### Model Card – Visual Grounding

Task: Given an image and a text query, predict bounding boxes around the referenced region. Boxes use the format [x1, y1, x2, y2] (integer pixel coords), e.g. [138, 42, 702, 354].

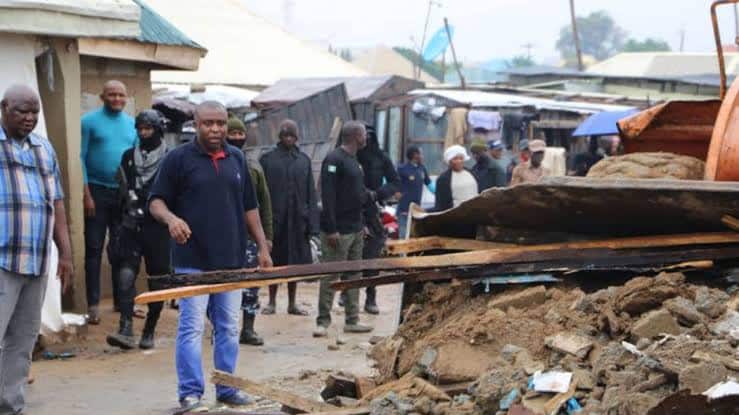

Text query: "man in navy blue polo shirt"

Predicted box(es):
[149, 101, 272, 411]
[397, 146, 431, 238]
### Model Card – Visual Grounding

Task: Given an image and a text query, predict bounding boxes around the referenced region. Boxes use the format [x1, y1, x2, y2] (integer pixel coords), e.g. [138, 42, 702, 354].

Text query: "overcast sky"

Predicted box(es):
[242, 0, 738, 64]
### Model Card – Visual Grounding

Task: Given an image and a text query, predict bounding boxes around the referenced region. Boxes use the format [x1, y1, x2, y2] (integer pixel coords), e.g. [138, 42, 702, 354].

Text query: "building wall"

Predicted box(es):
[80, 56, 152, 117]
[36, 38, 86, 311]
[79, 56, 154, 301]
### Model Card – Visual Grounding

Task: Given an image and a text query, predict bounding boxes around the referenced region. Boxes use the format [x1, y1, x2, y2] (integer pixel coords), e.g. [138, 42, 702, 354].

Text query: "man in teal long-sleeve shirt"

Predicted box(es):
[80, 80, 137, 323]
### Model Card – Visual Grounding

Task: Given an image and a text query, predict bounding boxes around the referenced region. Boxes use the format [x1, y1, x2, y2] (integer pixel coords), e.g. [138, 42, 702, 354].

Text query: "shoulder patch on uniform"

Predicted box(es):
[327, 165, 337, 173]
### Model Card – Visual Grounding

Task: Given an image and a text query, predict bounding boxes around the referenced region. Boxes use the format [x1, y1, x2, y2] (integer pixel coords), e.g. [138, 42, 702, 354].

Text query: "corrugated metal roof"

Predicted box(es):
[586, 52, 739, 78]
[135, 0, 203, 49]
[501, 65, 583, 77]
[411, 89, 634, 114]
[254, 75, 420, 106]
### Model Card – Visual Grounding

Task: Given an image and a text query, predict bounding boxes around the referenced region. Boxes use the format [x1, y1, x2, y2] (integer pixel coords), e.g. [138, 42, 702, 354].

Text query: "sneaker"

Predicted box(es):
[344, 323, 374, 333]
[313, 326, 328, 338]
[217, 391, 253, 406]
[179, 396, 205, 412]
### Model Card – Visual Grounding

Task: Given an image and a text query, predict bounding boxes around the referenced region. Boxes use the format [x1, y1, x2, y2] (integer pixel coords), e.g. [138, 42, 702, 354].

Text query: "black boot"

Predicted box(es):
[364, 286, 380, 315]
[106, 316, 136, 350]
[139, 317, 157, 350]
[239, 313, 264, 346]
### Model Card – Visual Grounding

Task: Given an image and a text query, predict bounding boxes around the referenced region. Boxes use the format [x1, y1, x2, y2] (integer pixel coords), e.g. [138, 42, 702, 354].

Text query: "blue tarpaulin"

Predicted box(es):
[572, 109, 638, 137]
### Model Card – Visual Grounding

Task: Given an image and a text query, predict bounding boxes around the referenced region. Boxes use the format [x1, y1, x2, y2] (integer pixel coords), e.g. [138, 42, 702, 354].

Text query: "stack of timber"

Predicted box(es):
[135, 177, 739, 305]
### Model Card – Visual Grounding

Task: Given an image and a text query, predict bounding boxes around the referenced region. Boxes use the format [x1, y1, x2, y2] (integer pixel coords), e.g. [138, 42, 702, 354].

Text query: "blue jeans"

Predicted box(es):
[175, 268, 241, 401]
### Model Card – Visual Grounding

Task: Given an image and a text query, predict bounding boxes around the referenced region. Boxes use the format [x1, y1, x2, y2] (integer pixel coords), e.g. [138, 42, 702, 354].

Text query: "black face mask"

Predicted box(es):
[138, 128, 162, 151]
[227, 138, 246, 149]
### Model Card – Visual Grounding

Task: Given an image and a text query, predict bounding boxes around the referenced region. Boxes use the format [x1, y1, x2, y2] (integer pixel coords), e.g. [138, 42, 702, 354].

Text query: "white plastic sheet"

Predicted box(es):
[40, 242, 63, 336]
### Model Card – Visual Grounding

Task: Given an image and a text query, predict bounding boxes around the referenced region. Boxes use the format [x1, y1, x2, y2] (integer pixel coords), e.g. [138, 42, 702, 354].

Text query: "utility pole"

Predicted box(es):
[417, 0, 441, 80]
[569, 0, 584, 71]
[679, 27, 686, 52]
[445, 17, 465, 89]
[522, 43, 534, 60]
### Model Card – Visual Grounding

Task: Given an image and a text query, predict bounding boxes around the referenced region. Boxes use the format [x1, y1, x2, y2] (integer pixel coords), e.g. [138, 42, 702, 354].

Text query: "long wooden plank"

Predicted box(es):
[150, 232, 739, 287]
[722, 215, 739, 232]
[330, 245, 739, 290]
[386, 237, 514, 255]
[138, 233, 739, 304]
[211, 371, 337, 413]
[135, 276, 314, 305]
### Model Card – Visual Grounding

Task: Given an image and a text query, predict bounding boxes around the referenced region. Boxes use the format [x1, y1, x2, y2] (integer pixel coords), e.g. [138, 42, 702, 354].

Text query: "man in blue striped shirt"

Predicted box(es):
[0, 84, 73, 414]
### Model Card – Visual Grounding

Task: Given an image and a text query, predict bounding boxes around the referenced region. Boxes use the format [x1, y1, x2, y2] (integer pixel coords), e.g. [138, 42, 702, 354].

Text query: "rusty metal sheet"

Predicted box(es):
[618, 100, 721, 160]
[647, 390, 739, 415]
[413, 177, 739, 239]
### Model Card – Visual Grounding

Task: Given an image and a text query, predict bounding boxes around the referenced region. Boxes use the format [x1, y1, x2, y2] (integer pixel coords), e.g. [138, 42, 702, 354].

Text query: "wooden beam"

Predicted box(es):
[386, 237, 514, 255]
[211, 371, 338, 414]
[330, 245, 739, 291]
[722, 215, 739, 232]
[78, 38, 203, 70]
[138, 232, 739, 304]
[135, 276, 314, 305]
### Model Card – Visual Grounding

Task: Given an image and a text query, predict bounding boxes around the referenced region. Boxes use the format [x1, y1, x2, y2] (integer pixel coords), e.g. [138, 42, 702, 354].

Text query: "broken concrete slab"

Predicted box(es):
[679, 362, 729, 395]
[614, 275, 682, 316]
[711, 311, 739, 339]
[695, 287, 729, 319]
[544, 332, 594, 359]
[664, 297, 704, 326]
[631, 309, 682, 340]
[573, 368, 595, 391]
[488, 286, 546, 311]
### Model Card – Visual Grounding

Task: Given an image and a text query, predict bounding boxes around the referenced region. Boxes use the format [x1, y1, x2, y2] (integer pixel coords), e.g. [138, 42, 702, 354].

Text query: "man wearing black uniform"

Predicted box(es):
[356, 125, 399, 314]
[106, 110, 171, 350]
[314, 121, 374, 337]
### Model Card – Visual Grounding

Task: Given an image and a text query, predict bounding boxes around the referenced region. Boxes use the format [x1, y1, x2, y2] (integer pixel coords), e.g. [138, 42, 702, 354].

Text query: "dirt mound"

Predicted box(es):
[367, 273, 739, 414]
[587, 152, 705, 180]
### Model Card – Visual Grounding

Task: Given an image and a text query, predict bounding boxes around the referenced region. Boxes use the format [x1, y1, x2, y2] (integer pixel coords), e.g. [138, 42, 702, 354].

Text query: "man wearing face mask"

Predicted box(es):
[106, 110, 171, 350]
[510, 139, 550, 186]
[226, 117, 273, 346]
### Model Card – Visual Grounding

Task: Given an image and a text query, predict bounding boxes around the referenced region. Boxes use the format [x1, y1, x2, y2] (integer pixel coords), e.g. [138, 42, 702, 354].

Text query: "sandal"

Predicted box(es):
[287, 306, 309, 316]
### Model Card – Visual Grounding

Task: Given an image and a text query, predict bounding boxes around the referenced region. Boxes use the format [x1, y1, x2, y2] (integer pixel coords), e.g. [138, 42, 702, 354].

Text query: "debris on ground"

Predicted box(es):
[361, 272, 739, 414]
[586, 152, 705, 180]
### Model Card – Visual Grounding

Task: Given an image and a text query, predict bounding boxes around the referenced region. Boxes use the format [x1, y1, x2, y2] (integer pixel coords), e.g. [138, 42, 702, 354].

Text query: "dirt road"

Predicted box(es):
[26, 282, 400, 414]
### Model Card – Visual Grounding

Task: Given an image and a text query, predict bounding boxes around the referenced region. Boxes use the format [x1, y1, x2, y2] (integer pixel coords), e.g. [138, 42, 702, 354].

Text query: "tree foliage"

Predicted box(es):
[393, 47, 447, 80]
[556, 10, 626, 62]
[508, 55, 535, 68]
[622, 38, 672, 53]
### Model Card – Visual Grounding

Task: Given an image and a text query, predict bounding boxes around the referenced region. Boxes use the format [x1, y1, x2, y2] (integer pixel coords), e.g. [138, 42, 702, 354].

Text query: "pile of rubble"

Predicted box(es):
[586, 152, 705, 180]
[366, 272, 739, 414]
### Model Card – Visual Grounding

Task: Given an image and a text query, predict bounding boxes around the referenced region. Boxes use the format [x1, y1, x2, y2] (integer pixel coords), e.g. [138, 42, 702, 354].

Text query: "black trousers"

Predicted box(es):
[362, 228, 386, 301]
[111, 219, 171, 324]
[84, 184, 122, 307]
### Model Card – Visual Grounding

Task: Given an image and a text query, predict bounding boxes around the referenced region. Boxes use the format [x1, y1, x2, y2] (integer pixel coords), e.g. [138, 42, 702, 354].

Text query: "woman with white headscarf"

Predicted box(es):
[432, 145, 479, 212]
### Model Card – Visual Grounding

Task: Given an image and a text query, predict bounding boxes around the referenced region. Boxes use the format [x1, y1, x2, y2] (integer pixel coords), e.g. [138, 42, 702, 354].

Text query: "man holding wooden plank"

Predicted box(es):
[148, 101, 272, 411]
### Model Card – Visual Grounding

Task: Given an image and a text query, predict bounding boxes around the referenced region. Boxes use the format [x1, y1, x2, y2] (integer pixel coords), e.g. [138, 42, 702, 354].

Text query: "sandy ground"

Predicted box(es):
[25, 282, 401, 414]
